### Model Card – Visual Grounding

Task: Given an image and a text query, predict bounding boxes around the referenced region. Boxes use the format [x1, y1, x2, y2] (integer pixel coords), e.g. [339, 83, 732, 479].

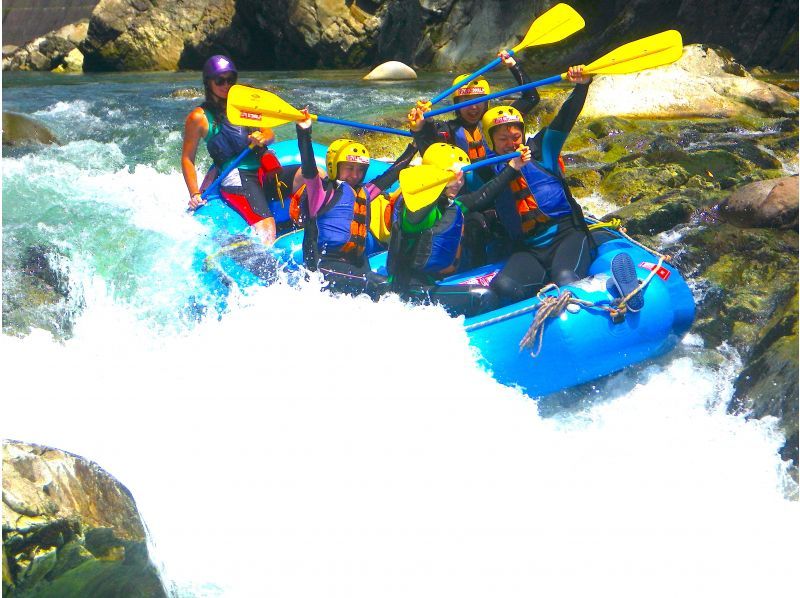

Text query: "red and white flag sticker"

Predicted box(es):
[639, 261, 671, 281]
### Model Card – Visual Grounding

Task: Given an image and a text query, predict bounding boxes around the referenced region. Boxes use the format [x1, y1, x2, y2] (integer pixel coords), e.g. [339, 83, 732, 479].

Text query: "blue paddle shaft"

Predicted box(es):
[316, 115, 412, 137]
[425, 73, 564, 119]
[201, 146, 253, 200]
[463, 151, 521, 173]
[429, 51, 515, 105]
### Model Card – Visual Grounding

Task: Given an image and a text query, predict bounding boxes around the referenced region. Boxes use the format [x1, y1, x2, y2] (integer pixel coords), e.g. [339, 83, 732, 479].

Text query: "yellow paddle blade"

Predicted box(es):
[368, 193, 392, 243]
[584, 30, 684, 75]
[399, 165, 454, 213]
[512, 3, 585, 53]
[226, 84, 310, 128]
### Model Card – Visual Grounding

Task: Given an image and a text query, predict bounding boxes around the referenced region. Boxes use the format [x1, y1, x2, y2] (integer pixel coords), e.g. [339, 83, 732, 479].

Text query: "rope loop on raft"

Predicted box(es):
[519, 284, 577, 357]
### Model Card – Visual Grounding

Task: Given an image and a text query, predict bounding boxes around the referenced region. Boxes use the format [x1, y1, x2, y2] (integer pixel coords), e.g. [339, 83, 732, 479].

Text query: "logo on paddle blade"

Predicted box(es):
[239, 111, 262, 121]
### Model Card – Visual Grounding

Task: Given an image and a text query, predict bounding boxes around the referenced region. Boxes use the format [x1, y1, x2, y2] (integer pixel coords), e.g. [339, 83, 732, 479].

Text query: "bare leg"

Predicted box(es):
[253, 217, 277, 245]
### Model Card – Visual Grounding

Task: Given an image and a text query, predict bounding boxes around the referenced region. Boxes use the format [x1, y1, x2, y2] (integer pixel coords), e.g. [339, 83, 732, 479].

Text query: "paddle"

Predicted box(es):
[429, 3, 585, 105]
[424, 30, 684, 119]
[399, 151, 521, 212]
[227, 84, 412, 137]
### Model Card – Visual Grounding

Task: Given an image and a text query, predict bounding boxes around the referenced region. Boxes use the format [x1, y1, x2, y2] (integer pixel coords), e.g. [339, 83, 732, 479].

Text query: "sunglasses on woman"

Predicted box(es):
[213, 75, 237, 86]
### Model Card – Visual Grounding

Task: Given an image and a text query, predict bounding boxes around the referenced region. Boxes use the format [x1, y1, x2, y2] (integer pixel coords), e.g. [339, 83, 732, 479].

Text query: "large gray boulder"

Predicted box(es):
[2, 441, 166, 597]
[581, 45, 799, 120]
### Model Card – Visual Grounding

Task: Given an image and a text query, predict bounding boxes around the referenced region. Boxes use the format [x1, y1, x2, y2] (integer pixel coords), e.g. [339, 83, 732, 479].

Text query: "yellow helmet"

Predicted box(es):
[480, 106, 524, 149]
[451, 74, 491, 103]
[422, 143, 471, 171]
[325, 138, 370, 179]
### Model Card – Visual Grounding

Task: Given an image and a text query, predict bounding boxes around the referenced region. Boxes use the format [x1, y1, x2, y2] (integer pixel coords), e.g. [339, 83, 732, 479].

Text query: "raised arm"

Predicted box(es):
[500, 51, 540, 116]
[295, 110, 328, 218]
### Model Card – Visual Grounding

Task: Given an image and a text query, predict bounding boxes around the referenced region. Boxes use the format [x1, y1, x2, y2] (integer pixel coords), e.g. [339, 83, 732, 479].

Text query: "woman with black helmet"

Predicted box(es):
[181, 55, 278, 244]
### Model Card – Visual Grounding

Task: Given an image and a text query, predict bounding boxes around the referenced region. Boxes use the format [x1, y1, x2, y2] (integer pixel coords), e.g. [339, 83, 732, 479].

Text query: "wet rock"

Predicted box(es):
[718, 176, 799, 230]
[363, 60, 417, 81]
[1, 113, 59, 146]
[52, 48, 85, 73]
[679, 224, 798, 351]
[603, 188, 722, 236]
[729, 291, 799, 465]
[2, 440, 166, 597]
[2, 245, 80, 340]
[3, 21, 88, 72]
[170, 87, 204, 99]
[582, 45, 798, 120]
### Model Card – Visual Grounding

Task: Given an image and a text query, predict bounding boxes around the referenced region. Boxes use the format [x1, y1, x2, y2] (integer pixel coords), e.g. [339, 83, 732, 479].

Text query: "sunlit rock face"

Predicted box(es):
[581, 45, 798, 120]
[2, 441, 165, 597]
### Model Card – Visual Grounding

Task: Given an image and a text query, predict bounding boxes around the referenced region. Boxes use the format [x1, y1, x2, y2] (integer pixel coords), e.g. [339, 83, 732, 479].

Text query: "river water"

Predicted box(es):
[2, 70, 798, 597]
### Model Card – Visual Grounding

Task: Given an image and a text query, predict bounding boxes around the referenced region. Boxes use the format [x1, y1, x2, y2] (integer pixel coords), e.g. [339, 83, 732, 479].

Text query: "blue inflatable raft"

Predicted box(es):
[193, 140, 696, 397]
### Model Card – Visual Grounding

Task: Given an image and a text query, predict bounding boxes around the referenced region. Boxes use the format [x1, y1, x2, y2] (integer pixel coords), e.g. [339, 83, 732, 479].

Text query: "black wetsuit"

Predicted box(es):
[387, 167, 520, 316]
[412, 63, 541, 269]
[468, 82, 614, 303]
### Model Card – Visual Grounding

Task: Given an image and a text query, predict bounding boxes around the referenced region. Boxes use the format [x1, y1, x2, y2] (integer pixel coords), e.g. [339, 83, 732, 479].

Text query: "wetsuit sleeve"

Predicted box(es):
[550, 82, 591, 134]
[365, 142, 417, 195]
[509, 63, 540, 116]
[538, 82, 591, 174]
[411, 119, 439, 157]
[457, 166, 518, 213]
[296, 124, 327, 217]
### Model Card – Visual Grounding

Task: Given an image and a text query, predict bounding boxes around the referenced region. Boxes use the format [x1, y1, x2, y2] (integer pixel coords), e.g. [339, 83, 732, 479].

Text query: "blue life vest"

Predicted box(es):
[492, 159, 571, 241]
[203, 107, 260, 171]
[388, 197, 464, 279]
[309, 182, 370, 263]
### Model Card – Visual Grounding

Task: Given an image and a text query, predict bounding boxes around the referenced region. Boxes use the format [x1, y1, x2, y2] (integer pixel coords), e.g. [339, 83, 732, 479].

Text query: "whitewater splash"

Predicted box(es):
[3, 75, 798, 597]
[2, 276, 797, 598]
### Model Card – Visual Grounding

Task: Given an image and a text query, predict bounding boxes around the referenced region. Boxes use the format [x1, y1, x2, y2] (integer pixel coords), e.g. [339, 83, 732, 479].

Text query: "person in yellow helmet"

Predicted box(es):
[468, 65, 618, 304]
[295, 108, 417, 296]
[386, 143, 531, 316]
[410, 51, 539, 171]
[407, 51, 540, 269]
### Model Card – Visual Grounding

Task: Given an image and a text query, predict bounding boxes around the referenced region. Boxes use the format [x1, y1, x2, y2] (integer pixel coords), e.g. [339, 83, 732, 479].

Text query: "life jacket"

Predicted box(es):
[303, 182, 369, 266]
[202, 105, 260, 170]
[493, 160, 572, 241]
[454, 125, 489, 160]
[387, 197, 464, 286]
[509, 174, 551, 235]
[289, 184, 306, 225]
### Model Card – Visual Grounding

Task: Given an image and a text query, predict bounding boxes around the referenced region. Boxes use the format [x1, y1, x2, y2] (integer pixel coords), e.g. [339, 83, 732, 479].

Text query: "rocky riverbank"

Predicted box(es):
[3, 0, 798, 74]
[2, 441, 166, 597]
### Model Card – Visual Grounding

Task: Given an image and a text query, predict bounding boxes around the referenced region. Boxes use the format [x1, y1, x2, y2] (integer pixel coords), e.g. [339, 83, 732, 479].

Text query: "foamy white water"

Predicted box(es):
[3, 69, 798, 598]
[2, 277, 797, 598]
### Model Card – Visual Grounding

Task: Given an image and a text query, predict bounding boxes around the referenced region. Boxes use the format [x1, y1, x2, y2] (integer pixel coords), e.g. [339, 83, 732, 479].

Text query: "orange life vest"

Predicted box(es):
[461, 127, 487, 160]
[339, 187, 368, 257]
[510, 175, 550, 234]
